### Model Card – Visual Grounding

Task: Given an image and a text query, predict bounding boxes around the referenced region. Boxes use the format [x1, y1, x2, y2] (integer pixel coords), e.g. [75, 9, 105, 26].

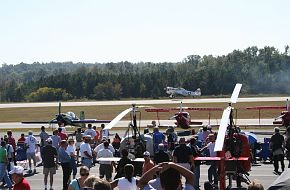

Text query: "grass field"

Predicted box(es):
[0, 100, 286, 123]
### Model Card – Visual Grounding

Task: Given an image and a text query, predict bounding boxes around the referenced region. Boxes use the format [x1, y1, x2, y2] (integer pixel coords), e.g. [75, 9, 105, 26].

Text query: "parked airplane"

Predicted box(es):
[22, 102, 110, 127]
[164, 86, 201, 98]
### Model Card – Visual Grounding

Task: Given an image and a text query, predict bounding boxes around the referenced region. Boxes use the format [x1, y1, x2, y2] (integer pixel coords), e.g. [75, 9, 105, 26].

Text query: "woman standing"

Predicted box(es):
[68, 166, 90, 190]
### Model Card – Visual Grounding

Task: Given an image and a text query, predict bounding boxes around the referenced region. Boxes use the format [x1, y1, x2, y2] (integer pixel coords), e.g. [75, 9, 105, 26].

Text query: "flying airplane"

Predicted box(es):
[193, 83, 252, 190]
[164, 86, 201, 98]
[21, 102, 110, 127]
[145, 102, 223, 129]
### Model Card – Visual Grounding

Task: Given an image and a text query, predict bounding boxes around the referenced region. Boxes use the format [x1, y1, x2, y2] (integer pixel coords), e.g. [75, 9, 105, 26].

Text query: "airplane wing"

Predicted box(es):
[230, 83, 242, 104]
[214, 107, 231, 152]
[71, 119, 111, 124]
[246, 106, 286, 110]
[145, 108, 171, 112]
[21, 120, 58, 124]
[171, 107, 223, 111]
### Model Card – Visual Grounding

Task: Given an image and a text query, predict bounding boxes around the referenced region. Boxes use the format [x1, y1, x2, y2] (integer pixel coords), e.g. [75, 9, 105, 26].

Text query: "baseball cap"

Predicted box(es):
[143, 151, 150, 157]
[46, 138, 53, 143]
[9, 166, 24, 175]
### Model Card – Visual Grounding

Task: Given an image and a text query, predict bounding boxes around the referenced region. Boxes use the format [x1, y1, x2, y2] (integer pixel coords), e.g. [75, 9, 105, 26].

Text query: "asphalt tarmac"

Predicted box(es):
[6, 159, 282, 190]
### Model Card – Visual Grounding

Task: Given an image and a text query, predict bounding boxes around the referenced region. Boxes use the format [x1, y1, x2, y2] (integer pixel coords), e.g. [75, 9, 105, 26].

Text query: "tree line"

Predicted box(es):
[0, 46, 290, 102]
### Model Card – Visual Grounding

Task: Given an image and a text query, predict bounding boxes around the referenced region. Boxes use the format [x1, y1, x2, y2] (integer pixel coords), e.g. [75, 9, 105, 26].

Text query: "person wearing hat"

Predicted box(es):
[24, 131, 38, 174]
[9, 166, 31, 190]
[0, 141, 13, 190]
[41, 138, 58, 190]
[142, 151, 154, 174]
[80, 135, 93, 169]
[270, 127, 285, 173]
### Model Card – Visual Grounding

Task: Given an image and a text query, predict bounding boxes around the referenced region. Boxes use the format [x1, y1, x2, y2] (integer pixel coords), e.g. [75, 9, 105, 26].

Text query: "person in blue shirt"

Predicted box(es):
[58, 140, 72, 190]
[153, 127, 165, 153]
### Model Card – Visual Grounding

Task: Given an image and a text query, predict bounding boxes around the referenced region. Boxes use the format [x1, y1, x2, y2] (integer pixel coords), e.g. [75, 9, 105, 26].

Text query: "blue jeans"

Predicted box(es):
[0, 163, 12, 188]
[81, 158, 92, 169]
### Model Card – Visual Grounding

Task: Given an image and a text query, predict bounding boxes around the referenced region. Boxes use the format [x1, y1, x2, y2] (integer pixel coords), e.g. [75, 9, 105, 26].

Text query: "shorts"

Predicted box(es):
[99, 164, 112, 180]
[43, 167, 56, 175]
[26, 152, 36, 159]
[76, 142, 81, 150]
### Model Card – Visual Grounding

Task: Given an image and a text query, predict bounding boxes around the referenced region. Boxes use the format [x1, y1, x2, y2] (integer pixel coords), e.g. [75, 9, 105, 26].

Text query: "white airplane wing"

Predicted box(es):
[104, 108, 133, 130]
[96, 157, 121, 162]
[214, 106, 231, 152]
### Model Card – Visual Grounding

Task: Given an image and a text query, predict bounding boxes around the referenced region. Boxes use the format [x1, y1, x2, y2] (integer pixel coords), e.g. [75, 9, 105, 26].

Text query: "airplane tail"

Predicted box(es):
[194, 88, 201, 96]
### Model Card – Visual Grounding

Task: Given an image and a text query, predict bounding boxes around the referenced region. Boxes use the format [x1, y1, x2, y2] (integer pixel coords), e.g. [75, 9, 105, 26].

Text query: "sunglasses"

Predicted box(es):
[80, 173, 89, 176]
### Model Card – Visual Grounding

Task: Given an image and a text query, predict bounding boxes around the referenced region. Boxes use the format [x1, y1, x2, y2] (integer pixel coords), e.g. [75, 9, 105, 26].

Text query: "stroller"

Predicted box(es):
[16, 144, 28, 169]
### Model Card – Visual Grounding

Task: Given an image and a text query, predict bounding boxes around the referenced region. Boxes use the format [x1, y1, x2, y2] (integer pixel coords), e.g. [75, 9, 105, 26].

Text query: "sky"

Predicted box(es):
[0, 0, 290, 65]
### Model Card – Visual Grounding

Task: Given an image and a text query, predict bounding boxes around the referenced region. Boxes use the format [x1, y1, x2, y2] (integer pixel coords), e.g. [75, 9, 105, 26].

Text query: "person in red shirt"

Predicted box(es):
[58, 127, 68, 140]
[7, 130, 17, 165]
[17, 134, 26, 146]
[9, 166, 31, 190]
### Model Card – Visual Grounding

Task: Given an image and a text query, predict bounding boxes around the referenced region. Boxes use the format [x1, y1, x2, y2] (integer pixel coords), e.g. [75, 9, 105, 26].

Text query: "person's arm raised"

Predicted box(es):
[168, 162, 194, 186]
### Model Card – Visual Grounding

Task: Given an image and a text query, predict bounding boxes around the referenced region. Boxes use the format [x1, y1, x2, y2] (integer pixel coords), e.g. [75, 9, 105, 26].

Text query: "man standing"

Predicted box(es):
[270, 127, 285, 173]
[24, 131, 38, 174]
[80, 135, 93, 169]
[58, 140, 72, 190]
[39, 126, 49, 148]
[101, 124, 109, 140]
[153, 127, 165, 153]
[9, 166, 31, 190]
[142, 151, 155, 174]
[58, 128, 68, 141]
[0, 141, 13, 189]
[206, 134, 218, 187]
[97, 141, 114, 181]
[154, 143, 170, 164]
[41, 138, 58, 190]
[84, 124, 97, 139]
[173, 138, 193, 170]
[51, 130, 61, 149]
[7, 131, 16, 165]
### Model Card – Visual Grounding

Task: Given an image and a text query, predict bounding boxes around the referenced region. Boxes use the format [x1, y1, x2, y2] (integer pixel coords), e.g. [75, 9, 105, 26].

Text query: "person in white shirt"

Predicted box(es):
[101, 124, 110, 139]
[24, 131, 38, 173]
[206, 133, 218, 187]
[111, 164, 138, 190]
[67, 139, 77, 178]
[84, 124, 97, 139]
[94, 138, 115, 157]
[97, 141, 114, 181]
[80, 135, 93, 169]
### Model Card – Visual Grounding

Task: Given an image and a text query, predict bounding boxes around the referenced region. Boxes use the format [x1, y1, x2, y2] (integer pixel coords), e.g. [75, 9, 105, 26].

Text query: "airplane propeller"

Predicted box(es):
[214, 83, 242, 152]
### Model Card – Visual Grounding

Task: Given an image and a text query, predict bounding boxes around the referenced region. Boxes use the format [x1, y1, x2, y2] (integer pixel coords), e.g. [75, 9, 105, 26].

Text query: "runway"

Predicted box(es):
[0, 96, 289, 108]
